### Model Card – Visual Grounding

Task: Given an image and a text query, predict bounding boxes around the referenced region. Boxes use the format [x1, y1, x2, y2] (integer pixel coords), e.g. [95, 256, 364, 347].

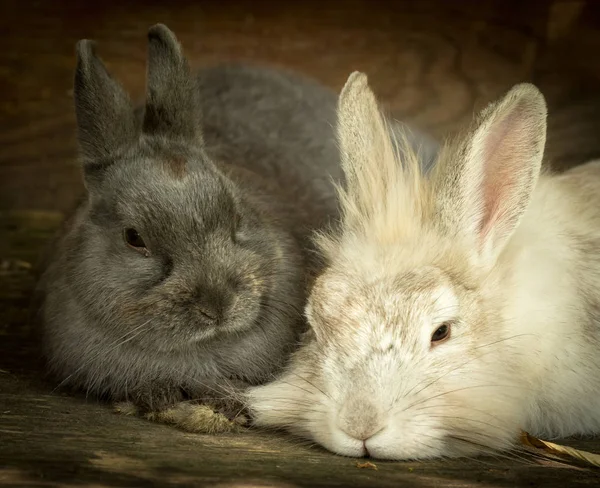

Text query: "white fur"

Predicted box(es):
[246, 73, 600, 461]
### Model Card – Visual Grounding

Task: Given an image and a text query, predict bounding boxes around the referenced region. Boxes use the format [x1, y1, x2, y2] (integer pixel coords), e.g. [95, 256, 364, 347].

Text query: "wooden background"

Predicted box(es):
[2, 0, 600, 214]
[1, 0, 600, 486]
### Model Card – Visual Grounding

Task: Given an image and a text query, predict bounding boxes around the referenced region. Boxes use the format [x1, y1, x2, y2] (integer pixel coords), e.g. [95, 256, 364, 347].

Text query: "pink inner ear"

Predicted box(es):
[478, 106, 530, 246]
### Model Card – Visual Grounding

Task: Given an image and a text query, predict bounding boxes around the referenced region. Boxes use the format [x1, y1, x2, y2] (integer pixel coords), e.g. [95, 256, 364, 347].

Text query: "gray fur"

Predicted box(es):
[35, 24, 439, 416]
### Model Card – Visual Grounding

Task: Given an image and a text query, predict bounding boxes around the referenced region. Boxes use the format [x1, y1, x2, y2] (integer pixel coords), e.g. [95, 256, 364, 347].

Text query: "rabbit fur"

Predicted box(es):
[35, 25, 438, 434]
[246, 71, 600, 459]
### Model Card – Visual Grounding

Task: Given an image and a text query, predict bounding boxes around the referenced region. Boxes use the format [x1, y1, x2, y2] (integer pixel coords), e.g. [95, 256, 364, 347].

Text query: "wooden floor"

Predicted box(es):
[2, 0, 600, 486]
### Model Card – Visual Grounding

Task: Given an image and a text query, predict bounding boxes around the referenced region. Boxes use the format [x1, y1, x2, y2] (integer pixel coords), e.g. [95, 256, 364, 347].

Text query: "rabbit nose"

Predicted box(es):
[337, 398, 385, 442]
[339, 421, 385, 443]
[193, 286, 229, 323]
[198, 305, 220, 322]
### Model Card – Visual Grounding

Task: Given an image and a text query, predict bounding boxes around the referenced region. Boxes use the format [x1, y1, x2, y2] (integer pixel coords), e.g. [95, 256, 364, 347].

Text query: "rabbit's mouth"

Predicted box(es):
[178, 290, 266, 343]
[211, 291, 265, 335]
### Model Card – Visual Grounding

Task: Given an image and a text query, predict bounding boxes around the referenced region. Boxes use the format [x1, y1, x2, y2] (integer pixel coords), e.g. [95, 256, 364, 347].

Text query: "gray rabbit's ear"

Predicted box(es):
[142, 24, 202, 142]
[74, 40, 138, 169]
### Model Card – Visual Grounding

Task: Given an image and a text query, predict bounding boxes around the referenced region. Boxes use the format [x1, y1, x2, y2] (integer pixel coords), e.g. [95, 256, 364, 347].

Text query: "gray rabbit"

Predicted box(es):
[35, 24, 438, 433]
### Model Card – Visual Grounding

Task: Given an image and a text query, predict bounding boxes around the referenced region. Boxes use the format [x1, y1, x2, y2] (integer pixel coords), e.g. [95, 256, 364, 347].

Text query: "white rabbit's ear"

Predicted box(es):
[336, 72, 397, 230]
[434, 83, 547, 266]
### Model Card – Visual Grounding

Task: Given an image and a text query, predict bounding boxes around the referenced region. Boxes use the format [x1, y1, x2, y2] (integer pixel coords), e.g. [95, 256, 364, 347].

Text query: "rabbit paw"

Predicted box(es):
[114, 401, 248, 434]
[114, 401, 139, 416]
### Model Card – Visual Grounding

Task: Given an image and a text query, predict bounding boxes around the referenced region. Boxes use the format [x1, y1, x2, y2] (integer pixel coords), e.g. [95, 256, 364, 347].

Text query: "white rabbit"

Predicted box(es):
[245, 71, 600, 460]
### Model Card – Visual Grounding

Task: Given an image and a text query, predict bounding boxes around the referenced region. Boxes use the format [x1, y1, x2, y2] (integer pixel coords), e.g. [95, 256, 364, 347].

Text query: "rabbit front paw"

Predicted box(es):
[114, 400, 247, 434]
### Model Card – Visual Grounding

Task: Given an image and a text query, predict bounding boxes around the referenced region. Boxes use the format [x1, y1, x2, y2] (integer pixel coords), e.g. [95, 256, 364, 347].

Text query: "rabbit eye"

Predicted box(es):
[431, 322, 452, 344]
[124, 228, 150, 255]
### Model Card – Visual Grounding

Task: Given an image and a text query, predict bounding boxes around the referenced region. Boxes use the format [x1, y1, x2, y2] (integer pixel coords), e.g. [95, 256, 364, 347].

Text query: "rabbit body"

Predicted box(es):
[503, 159, 600, 437]
[246, 73, 600, 459]
[37, 26, 345, 417]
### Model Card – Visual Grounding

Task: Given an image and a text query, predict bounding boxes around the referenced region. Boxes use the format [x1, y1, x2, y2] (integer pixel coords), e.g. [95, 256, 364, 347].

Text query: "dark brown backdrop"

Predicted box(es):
[1, 0, 600, 214]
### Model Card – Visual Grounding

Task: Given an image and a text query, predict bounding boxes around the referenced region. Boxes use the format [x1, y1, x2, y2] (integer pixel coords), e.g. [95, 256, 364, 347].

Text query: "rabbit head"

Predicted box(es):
[66, 24, 300, 356]
[247, 73, 548, 459]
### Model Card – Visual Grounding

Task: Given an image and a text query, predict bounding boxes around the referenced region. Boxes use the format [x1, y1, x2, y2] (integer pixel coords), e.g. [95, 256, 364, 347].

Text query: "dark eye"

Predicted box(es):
[431, 322, 452, 344]
[124, 228, 149, 256]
